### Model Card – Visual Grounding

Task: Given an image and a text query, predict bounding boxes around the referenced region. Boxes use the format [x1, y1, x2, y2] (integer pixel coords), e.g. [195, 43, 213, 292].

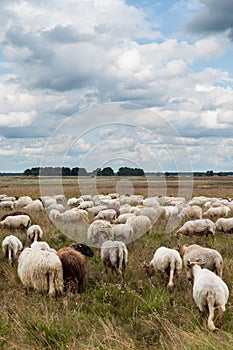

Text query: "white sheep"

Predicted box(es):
[139, 206, 163, 226]
[203, 206, 231, 219]
[0, 201, 14, 210]
[112, 223, 133, 243]
[0, 214, 31, 230]
[144, 246, 182, 288]
[179, 205, 202, 220]
[30, 241, 57, 253]
[27, 225, 44, 242]
[177, 244, 223, 280]
[101, 240, 128, 276]
[126, 215, 152, 239]
[2, 235, 23, 264]
[190, 262, 229, 331]
[215, 217, 233, 234]
[78, 200, 94, 210]
[175, 219, 215, 240]
[114, 213, 135, 224]
[87, 220, 114, 247]
[15, 196, 33, 208]
[24, 199, 44, 211]
[17, 248, 63, 296]
[94, 208, 117, 223]
[47, 203, 66, 212]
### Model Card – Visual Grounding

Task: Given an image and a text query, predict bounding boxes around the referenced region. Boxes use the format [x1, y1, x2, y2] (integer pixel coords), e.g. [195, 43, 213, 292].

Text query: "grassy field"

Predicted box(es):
[0, 176, 233, 349]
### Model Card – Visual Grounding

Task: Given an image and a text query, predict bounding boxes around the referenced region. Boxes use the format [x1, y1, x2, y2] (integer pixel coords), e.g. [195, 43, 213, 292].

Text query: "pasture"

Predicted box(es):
[0, 176, 233, 350]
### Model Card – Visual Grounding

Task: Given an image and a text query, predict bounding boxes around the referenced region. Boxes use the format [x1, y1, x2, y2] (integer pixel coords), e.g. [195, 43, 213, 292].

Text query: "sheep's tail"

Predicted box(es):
[207, 291, 216, 331]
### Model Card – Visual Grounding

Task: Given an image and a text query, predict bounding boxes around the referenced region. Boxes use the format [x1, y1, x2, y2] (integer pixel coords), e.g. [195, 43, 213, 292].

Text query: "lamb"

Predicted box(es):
[101, 240, 128, 276]
[177, 244, 223, 280]
[144, 246, 182, 288]
[0, 214, 31, 230]
[189, 262, 229, 331]
[57, 243, 94, 293]
[27, 225, 43, 242]
[175, 219, 215, 240]
[215, 217, 233, 234]
[2, 235, 23, 264]
[87, 220, 114, 247]
[17, 248, 64, 296]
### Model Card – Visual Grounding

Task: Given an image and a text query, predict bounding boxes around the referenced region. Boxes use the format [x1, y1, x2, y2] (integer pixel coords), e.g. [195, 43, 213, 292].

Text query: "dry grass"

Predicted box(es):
[0, 176, 233, 349]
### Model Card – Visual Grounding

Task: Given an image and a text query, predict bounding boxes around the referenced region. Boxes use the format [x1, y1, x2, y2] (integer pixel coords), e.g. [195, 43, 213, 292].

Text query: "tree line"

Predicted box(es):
[23, 166, 145, 177]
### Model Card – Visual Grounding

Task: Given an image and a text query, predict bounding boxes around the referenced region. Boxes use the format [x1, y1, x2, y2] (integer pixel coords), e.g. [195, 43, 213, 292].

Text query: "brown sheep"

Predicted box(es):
[57, 243, 94, 293]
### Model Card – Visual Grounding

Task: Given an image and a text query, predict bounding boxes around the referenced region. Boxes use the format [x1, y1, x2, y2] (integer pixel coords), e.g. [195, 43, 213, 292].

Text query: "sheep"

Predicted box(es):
[2, 235, 23, 264]
[0, 214, 31, 230]
[177, 244, 223, 280]
[57, 243, 94, 293]
[175, 219, 215, 240]
[144, 246, 182, 288]
[215, 217, 233, 234]
[112, 223, 133, 243]
[189, 262, 229, 331]
[15, 196, 33, 208]
[139, 206, 163, 226]
[47, 203, 66, 213]
[24, 199, 44, 211]
[87, 220, 114, 247]
[126, 215, 152, 239]
[179, 205, 202, 221]
[0, 201, 14, 210]
[50, 208, 89, 224]
[27, 224, 43, 242]
[94, 208, 117, 223]
[202, 206, 231, 220]
[17, 248, 64, 296]
[78, 200, 94, 210]
[101, 240, 128, 276]
[30, 241, 57, 253]
[114, 213, 135, 224]
[1, 211, 30, 221]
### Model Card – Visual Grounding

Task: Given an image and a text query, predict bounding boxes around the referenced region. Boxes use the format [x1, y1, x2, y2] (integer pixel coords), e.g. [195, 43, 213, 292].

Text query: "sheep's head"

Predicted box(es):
[176, 244, 189, 257]
[143, 262, 155, 278]
[174, 230, 181, 239]
[70, 242, 94, 257]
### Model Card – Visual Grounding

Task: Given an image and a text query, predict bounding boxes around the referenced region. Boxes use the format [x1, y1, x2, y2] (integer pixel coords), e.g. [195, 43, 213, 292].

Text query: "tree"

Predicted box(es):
[101, 167, 115, 176]
[206, 170, 214, 177]
[24, 169, 32, 176]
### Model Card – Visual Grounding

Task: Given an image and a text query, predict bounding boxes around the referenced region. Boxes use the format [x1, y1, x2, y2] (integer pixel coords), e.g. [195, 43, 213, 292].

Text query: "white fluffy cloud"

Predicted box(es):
[0, 0, 233, 172]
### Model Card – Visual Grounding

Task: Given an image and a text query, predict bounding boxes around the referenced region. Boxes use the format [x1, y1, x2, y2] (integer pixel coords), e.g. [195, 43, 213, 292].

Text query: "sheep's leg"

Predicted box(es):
[217, 306, 223, 329]
[167, 263, 175, 288]
[207, 294, 216, 331]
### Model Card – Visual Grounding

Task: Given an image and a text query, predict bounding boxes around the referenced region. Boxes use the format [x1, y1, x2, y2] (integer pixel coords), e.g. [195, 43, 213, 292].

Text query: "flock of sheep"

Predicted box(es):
[0, 191, 232, 331]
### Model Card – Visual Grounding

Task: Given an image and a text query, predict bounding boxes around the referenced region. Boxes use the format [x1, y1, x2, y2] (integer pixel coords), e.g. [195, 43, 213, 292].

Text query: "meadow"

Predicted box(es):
[0, 176, 232, 350]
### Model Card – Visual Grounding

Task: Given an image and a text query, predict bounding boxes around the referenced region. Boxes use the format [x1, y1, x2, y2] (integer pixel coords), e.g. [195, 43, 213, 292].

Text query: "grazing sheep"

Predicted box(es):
[101, 240, 128, 276]
[0, 214, 31, 230]
[114, 213, 135, 224]
[30, 241, 51, 251]
[175, 219, 215, 240]
[203, 206, 231, 220]
[87, 220, 114, 247]
[27, 225, 43, 242]
[57, 243, 94, 293]
[47, 203, 66, 213]
[17, 248, 64, 296]
[126, 215, 152, 239]
[94, 208, 117, 223]
[112, 223, 134, 242]
[2, 235, 23, 264]
[1, 211, 30, 221]
[189, 262, 229, 331]
[24, 199, 44, 211]
[179, 205, 202, 220]
[139, 206, 163, 226]
[177, 244, 223, 280]
[0, 201, 14, 210]
[215, 217, 233, 234]
[144, 246, 182, 288]
[51, 208, 89, 224]
[15, 196, 33, 208]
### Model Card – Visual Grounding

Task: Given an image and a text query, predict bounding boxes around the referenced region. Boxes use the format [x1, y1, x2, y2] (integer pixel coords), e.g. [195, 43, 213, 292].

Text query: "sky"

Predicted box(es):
[1, 0, 233, 173]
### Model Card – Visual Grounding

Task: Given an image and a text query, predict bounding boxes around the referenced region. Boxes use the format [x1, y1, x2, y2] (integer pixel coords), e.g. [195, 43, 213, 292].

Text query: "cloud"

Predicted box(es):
[186, 0, 233, 40]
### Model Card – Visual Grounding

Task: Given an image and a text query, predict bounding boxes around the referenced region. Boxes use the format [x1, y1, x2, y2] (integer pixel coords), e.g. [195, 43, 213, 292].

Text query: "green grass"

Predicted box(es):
[0, 176, 233, 349]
